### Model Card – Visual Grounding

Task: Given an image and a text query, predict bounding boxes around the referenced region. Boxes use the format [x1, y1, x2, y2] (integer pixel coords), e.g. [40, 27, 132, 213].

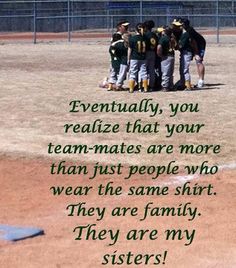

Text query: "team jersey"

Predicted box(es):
[113, 40, 128, 65]
[172, 29, 182, 44]
[144, 31, 158, 52]
[158, 35, 175, 57]
[129, 34, 146, 60]
[179, 31, 193, 52]
[109, 43, 121, 72]
[187, 27, 206, 50]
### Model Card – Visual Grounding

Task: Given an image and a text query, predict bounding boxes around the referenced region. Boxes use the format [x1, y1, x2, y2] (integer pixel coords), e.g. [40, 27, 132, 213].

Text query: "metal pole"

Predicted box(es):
[33, 0, 36, 44]
[107, 2, 110, 32]
[111, 15, 114, 33]
[68, 0, 71, 42]
[232, 0, 235, 27]
[166, 6, 169, 25]
[71, 0, 74, 32]
[216, 0, 219, 43]
[140, 0, 143, 22]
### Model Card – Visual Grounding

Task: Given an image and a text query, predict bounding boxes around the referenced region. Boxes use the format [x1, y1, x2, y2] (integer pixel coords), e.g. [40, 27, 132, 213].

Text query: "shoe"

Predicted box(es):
[107, 83, 114, 91]
[197, 79, 204, 88]
[142, 80, 148, 93]
[129, 80, 135, 93]
[184, 81, 193, 91]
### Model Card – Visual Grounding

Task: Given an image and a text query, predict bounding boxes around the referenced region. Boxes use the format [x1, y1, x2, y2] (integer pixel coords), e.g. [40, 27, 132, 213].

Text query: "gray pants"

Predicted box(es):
[108, 66, 118, 84]
[146, 51, 156, 88]
[161, 56, 175, 89]
[129, 59, 147, 81]
[116, 64, 128, 87]
[180, 50, 193, 84]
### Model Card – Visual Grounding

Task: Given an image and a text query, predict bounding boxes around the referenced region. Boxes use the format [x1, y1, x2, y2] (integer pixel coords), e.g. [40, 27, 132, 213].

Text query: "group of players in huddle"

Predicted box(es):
[106, 18, 206, 93]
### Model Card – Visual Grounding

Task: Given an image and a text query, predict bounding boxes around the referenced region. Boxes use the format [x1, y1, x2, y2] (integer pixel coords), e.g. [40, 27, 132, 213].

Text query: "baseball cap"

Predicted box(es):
[172, 19, 183, 27]
[157, 26, 165, 33]
[117, 21, 130, 27]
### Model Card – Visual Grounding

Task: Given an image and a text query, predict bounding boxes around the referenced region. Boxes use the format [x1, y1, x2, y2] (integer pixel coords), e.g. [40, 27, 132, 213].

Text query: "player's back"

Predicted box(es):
[129, 34, 146, 60]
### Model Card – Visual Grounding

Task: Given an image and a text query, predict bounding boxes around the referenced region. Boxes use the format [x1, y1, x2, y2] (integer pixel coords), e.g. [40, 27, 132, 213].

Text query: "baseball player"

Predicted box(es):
[108, 33, 122, 91]
[157, 26, 175, 91]
[115, 33, 129, 90]
[143, 20, 158, 91]
[173, 19, 193, 91]
[127, 23, 148, 93]
[182, 19, 206, 88]
[115, 21, 130, 39]
[171, 17, 183, 45]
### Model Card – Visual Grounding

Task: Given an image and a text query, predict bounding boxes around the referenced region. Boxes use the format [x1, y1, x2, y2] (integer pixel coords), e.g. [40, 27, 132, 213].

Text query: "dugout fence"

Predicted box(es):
[0, 0, 235, 43]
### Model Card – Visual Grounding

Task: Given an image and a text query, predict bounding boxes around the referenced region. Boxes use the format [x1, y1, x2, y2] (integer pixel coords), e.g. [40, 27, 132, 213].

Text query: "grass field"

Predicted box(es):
[0, 40, 235, 268]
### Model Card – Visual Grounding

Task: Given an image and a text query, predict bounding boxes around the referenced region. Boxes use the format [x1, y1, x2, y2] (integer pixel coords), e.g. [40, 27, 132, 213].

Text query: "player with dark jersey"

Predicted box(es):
[157, 26, 175, 91]
[173, 19, 194, 90]
[108, 33, 122, 91]
[128, 23, 148, 93]
[182, 19, 206, 88]
[143, 20, 158, 91]
[114, 34, 129, 90]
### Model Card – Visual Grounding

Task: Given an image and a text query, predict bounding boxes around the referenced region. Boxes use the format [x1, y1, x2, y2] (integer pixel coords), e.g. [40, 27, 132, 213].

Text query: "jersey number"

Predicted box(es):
[150, 38, 157, 49]
[137, 41, 146, 53]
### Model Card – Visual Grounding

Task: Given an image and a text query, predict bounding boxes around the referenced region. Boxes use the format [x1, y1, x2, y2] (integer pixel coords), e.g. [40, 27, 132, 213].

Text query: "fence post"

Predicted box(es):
[216, 0, 219, 43]
[166, 6, 170, 25]
[232, 0, 235, 27]
[33, 0, 36, 44]
[111, 15, 114, 33]
[140, 0, 143, 22]
[68, 0, 71, 42]
[107, 1, 110, 32]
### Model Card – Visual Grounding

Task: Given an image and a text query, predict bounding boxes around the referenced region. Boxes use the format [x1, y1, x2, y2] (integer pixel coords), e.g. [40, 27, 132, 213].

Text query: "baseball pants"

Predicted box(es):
[161, 56, 175, 89]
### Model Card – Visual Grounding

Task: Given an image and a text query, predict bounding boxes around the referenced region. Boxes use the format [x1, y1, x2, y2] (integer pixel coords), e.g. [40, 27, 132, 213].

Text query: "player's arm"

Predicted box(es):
[156, 44, 163, 58]
[127, 47, 132, 65]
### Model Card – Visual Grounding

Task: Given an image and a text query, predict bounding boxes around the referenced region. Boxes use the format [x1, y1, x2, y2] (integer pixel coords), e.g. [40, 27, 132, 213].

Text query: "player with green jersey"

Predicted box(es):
[172, 19, 194, 90]
[108, 33, 122, 90]
[128, 23, 148, 93]
[179, 25, 194, 90]
[157, 26, 175, 91]
[143, 20, 158, 91]
[115, 33, 129, 90]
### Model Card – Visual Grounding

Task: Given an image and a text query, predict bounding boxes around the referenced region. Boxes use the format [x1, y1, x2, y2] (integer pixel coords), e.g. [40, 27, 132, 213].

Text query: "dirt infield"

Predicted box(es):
[0, 41, 236, 267]
[0, 157, 235, 268]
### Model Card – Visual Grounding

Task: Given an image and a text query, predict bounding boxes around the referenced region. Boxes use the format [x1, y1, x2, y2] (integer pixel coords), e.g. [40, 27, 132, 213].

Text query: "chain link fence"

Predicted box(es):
[0, 0, 235, 43]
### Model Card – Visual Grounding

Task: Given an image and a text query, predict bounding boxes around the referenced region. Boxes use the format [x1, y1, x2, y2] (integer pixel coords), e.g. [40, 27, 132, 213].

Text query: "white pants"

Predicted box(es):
[129, 59, 147, 81]
[108, 66, 119, 84]
[161, 56, 175, 89]
[180, 50, 193, 84]
[116, 64, 128, 87]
